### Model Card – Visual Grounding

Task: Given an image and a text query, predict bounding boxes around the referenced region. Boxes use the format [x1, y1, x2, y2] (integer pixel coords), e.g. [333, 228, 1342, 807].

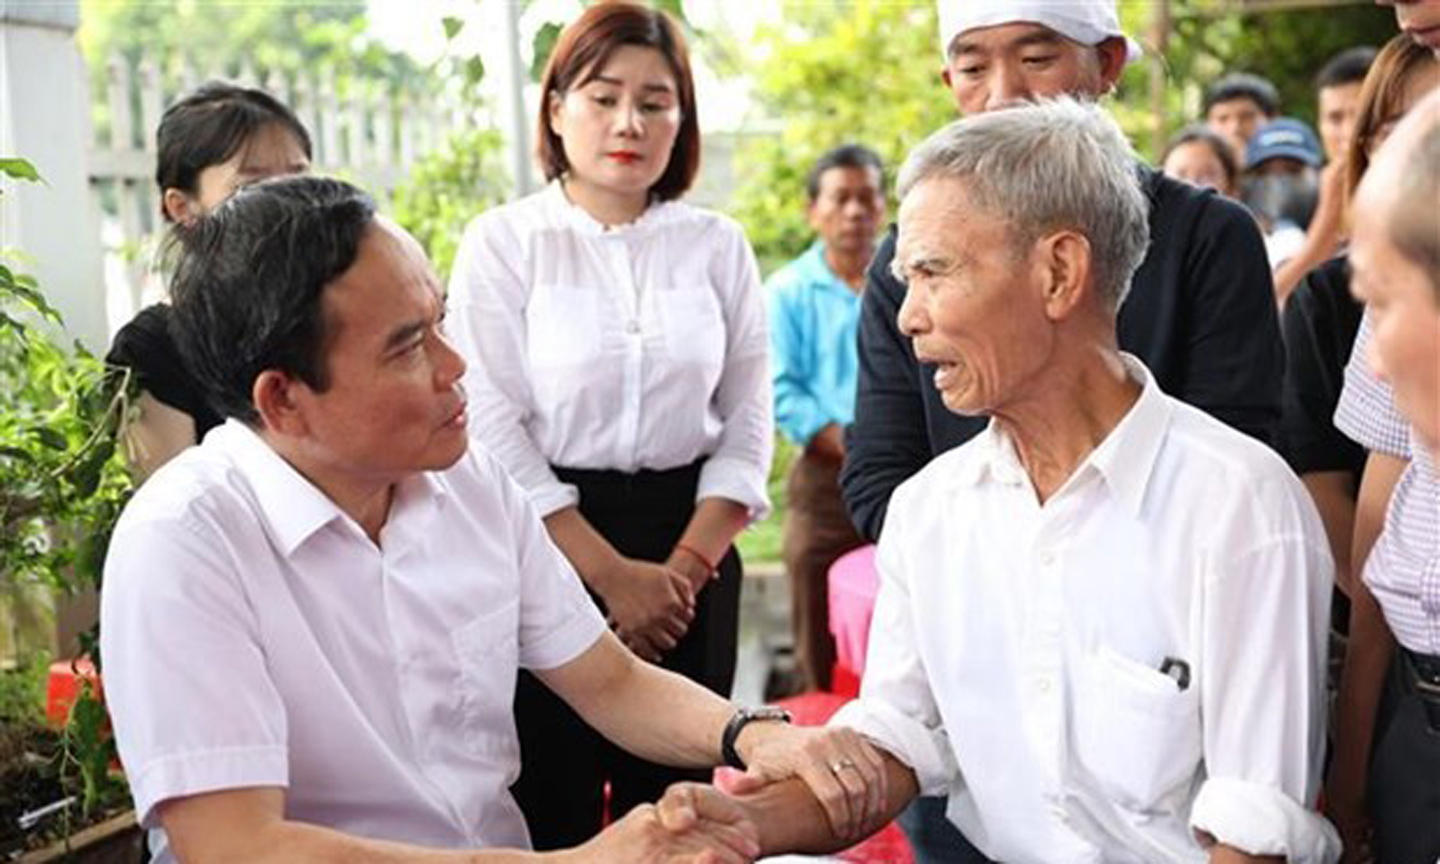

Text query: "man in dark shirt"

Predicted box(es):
[842, 1, 1282, 543]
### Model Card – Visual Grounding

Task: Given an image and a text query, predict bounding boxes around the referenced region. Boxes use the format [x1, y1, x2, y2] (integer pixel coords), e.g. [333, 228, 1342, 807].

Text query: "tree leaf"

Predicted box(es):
[530, 22, 562, 83]
[441, 16, 463, 41]
[0, 158, 41, 183]
[465, 54, 486, 88]
[34, 427, 68, 451]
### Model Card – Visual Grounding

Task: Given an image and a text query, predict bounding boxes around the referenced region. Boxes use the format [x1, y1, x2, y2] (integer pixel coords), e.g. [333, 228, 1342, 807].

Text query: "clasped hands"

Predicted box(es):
[597, 548, 716, 662]
[575, 723, 888, 863]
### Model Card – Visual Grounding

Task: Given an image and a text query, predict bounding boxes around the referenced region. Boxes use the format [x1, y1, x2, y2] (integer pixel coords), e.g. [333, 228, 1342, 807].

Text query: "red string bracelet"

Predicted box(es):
[674, 542, 718, 574]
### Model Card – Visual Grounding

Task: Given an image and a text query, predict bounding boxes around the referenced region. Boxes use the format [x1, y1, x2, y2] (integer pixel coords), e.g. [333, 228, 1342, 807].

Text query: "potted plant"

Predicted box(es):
[1, 157, 141, 860]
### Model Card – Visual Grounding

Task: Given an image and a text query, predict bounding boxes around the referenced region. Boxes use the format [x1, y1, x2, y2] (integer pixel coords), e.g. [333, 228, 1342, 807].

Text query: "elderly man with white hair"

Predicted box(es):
[839, 3, 1283, 859]
[727, 99, 1339, 864]
[843, 1, 1280, 538]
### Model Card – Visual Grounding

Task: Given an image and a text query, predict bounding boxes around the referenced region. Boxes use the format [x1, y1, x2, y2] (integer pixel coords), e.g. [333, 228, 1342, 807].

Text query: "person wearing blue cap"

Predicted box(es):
[1242, 117, 1325, 269]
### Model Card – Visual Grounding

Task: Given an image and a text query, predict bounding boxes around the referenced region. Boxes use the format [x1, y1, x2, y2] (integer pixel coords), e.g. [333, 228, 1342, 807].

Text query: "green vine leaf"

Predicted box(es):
[0, 157, 41, 183]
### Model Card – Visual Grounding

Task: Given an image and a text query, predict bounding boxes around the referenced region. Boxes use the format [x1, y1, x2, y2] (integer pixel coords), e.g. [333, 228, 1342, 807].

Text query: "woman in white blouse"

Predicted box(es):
[446, 0, 771, 850]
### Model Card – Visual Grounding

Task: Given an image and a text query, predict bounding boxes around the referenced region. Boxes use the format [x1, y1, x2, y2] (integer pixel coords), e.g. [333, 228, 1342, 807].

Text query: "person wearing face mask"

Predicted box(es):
[446, 1, 776, 850]
[1240, 117, 1325, 269]
[106, 81, 312, 479]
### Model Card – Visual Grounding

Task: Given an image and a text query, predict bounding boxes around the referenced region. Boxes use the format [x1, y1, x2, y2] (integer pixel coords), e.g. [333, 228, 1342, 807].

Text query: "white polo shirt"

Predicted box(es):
[833, 359, 1340, 863]
[100, 421, 606, 863]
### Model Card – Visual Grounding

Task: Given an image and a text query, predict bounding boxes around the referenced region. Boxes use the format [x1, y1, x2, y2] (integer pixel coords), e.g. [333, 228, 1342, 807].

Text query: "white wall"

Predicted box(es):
[1, 0, 107, 351]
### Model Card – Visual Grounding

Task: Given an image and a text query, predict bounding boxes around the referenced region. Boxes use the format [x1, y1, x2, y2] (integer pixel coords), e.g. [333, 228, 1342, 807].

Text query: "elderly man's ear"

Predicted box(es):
[1035, 231, 1093, 321]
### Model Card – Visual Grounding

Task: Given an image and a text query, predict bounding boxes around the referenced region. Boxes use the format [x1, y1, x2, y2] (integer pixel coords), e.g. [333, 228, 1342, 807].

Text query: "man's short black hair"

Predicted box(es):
[169, 176, 376, 425]
[1316, 46, 1378, 90]
[805, 144, 885, 202]
[155, 81, 313, 223]
[1204, 73, 1281, 117]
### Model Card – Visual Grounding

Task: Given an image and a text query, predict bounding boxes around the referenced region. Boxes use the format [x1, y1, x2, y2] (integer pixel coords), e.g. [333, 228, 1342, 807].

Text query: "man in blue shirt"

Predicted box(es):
[767, 144, 886, 694]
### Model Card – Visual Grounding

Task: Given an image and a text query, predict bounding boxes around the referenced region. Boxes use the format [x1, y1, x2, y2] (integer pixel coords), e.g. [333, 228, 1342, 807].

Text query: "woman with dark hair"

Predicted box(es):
[107, 81, 311, 477]
[1160, 124, 1239, 198]
[446, 0, 770, 849]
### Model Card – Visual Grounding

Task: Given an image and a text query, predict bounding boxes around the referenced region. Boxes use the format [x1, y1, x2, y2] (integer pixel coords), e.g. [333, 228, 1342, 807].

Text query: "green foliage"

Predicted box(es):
[390, 128, 510, 282]
[727, 2, 951, 273]
[1120, 1, 1398, 160]
[729, 2, 1396, 268]
[78, 1, 440, 147]
[0, 655, 47, 729]
[60, 678, 122, 817]
[1, 160, 134, 604]
[1, 160, 134, 827]
[734, 435, 795, 566]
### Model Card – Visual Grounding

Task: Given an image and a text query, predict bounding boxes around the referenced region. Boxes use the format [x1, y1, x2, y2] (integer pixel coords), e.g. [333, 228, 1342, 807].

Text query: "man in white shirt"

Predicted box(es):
[726, 100, 1340, 863]
[100, 176, 886, 864]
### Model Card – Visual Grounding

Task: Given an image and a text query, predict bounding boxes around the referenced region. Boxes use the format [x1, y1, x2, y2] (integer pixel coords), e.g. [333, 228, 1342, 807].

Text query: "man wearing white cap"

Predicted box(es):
[843, 2, 1281, 537]
[831, 1, 1291, 862]
[725, 97, 1337, 864]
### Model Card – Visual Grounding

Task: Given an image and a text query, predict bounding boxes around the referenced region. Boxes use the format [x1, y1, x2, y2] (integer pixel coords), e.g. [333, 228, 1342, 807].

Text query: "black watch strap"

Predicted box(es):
[721, 706, 792, 771]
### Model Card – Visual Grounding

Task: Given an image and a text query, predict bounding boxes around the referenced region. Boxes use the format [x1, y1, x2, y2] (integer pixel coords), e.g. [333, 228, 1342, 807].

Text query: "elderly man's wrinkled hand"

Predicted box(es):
[726, 723, 887, 841]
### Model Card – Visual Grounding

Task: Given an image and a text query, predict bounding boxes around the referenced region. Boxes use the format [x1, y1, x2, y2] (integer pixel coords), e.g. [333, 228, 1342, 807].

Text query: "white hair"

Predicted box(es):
[897, 97, 1150, 309]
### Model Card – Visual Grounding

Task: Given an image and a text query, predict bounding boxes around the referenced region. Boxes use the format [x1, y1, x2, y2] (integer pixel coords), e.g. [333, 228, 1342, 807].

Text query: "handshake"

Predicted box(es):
[564, 723, 895, 863]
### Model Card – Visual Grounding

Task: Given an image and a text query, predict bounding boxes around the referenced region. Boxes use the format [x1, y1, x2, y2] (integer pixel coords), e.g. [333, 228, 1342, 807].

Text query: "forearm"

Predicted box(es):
[542, 507, 622, 594]
[195, 821, 538, 864]
[738, 751, 918, 856]
[162, 790, 546, 864]
[1299, 471, 1358, 595]
[1351, 451, 1407, 577]
[674, 497, 749, 567]
[1206, 845, 1283, 864]
[1327, 582, 1395, 822]
[540, 632, 735, 768]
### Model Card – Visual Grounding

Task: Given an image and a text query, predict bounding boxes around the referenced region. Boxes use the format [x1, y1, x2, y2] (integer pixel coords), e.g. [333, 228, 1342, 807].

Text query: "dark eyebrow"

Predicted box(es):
[588, 74, 675, 94]
[383, 319, 428, 354]
[952, 28, 1065, 57]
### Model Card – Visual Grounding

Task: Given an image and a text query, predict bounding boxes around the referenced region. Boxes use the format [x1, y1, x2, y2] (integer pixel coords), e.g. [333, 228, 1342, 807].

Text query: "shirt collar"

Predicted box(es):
[543, 180, 673, 238]
[210, 420, 448, 558]
[946, 355, 1171, 517]
[1084, 356, 1172, 517]
[795, 242, 847, 293]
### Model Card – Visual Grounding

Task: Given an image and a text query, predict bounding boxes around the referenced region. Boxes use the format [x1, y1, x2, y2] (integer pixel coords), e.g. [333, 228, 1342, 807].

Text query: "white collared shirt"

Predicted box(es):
[100, 422, 606, 863]
[833, 359, 1339, 864]
[447, 183, 772, 519]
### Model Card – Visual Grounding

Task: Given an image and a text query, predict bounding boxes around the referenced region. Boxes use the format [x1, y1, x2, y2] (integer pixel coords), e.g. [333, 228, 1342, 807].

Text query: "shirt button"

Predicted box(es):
[1049, 803, 1068, 823]
[626, 320, 640, 334]
[1037, 678, 1052, 693]
[1039, 551, 1056, 567]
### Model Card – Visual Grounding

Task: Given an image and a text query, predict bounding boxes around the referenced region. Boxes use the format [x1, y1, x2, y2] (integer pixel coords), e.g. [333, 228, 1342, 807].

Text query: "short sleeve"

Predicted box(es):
[100, 506, 289, 828]
[1334, 311, 1411, 458]
[473, 449, 607, 670]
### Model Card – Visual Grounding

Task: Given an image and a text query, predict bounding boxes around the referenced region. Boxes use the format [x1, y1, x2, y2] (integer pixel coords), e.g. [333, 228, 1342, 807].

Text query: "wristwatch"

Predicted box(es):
[721, 706, 792, 771]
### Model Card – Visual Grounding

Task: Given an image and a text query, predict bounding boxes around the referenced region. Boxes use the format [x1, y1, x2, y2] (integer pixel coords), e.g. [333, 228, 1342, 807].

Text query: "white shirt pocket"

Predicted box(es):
[1071, 645, 1201, 812]
[658, 283, 725, 373]
[450, 601, 521, 758]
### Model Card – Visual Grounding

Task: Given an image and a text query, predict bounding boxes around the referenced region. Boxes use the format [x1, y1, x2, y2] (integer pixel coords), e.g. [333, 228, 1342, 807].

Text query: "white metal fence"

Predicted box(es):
[89, 52, 471, 332]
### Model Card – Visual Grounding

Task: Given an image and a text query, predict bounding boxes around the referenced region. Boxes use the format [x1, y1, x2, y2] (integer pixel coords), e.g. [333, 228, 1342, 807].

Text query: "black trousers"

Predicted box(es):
[511, 461, 742, 850]
[1371, 652, 1440, 864]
